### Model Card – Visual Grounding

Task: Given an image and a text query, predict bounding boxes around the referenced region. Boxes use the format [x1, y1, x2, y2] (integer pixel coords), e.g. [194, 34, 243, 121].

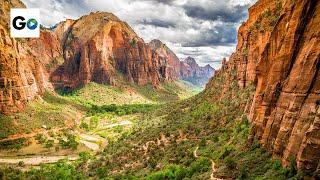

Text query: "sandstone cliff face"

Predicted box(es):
[148, 39, 181, 80]
[51, 12, 175, 89]
[209, 0, 320, 175]
[0, 0, 54, 114]
[148, 40, 215, 87]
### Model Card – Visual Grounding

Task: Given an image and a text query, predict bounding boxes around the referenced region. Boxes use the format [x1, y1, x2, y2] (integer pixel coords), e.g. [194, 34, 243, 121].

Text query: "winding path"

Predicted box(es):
[193, 146, 223, 180]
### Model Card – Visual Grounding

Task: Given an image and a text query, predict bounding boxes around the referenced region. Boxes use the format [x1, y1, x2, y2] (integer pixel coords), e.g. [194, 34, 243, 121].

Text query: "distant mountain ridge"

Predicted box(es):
[148, 40, 215, 87]
[180, 57, 215, 87]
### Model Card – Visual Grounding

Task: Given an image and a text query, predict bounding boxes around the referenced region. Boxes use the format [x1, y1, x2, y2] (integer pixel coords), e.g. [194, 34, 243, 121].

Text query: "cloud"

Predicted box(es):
[21, 0, 257, 69]
[183, 4, 249, 23]
[137, 18, 176, 28]
[181, 0, 254, 23]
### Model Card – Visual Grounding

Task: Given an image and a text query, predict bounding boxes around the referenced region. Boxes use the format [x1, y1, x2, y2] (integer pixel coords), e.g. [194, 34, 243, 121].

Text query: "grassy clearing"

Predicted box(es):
[133, 81, 200, 102]
[58, 82, 152, 106]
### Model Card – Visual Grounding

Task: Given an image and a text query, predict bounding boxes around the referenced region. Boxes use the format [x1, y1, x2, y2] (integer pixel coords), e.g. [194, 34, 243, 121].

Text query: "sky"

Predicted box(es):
[21, 0, 257, 69]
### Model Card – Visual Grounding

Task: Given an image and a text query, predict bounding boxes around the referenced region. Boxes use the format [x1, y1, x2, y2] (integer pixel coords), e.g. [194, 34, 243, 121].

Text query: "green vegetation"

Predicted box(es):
[80, 121, 90, 131]
[129, 38, 137, 46]
[35, 134, 55, 149]
[57, 82, 152, 107]
[0, 53, 305, 179]
[0, 115, 18, 139]
[0, 138, 27, 150]
[0, 67, 305, 179]
[44, 140, 54, 149]
[88, 104, 159, 116]
[250, 0, 282, 33]
[35, 134, 47, 144]
[58, 132, 78, 150]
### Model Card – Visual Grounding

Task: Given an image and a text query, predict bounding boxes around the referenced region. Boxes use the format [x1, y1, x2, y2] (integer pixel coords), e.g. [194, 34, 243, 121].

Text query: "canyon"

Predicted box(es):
[0, 0, 319, 178]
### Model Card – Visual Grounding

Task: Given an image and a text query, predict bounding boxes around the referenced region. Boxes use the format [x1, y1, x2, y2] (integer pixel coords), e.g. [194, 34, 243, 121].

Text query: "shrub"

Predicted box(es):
[59, 133, 78, 150]
[287, 156, 297, 177]
[129, 38, 137, 46]
[90, 116, 99, 129]
[225, 156, 237, 169]
[18, 161, 25, 167]
[272, 160, 281, 170]
[238, 166, 248, 180]
[78, 152, 92, 162]
[0, 138, 27, 150]
[146, 165, 187, 180]
[35, 134, 47, 144]
[45, 140, 54, 149]
[88, 104, 158, 116]
[80, 121, 89, 131]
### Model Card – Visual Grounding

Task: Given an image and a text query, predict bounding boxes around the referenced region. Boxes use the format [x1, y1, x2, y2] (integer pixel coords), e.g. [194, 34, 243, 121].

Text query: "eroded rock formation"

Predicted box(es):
[51, 12, 177, 89]
[208, 0, 320, 175]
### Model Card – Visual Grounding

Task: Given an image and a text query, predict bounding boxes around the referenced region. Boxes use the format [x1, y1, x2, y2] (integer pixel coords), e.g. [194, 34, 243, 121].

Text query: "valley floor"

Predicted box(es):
[0, 79, 304, 179]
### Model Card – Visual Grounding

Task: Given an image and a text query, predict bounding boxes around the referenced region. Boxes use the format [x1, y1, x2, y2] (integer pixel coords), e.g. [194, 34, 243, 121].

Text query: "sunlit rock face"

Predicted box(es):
[206, 0, 320, 174]
[50, 12, 179, 89]
[0, 0, 56, 114]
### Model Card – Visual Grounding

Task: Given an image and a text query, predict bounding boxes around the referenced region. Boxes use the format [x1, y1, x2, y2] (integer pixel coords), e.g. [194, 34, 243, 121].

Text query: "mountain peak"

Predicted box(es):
[149, 39, 165, 50]
[204, 64, 214, 70]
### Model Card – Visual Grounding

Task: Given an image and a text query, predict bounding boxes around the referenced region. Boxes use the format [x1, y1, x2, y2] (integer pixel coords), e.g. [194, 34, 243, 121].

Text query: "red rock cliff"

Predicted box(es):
[51, 12, 175, 89]
[208, 0, 320, 175]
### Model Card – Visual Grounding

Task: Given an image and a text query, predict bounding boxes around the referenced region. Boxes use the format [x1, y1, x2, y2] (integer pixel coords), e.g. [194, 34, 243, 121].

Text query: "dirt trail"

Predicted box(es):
[100, 120, 133, 129]
[193, 146, 223, 180]
[0, 118, 76, 143]
[0, 155, 77, 165]
[0, 126, 69, 143]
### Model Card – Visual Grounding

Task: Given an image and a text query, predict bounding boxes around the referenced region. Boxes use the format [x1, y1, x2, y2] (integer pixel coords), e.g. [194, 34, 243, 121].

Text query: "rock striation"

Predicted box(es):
[207, 0, 320, 175]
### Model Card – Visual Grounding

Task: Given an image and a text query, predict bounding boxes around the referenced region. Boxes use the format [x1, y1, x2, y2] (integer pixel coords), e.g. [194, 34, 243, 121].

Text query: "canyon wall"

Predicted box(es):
[209, 0, 320, 175]
[0, 0, 54, 114]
